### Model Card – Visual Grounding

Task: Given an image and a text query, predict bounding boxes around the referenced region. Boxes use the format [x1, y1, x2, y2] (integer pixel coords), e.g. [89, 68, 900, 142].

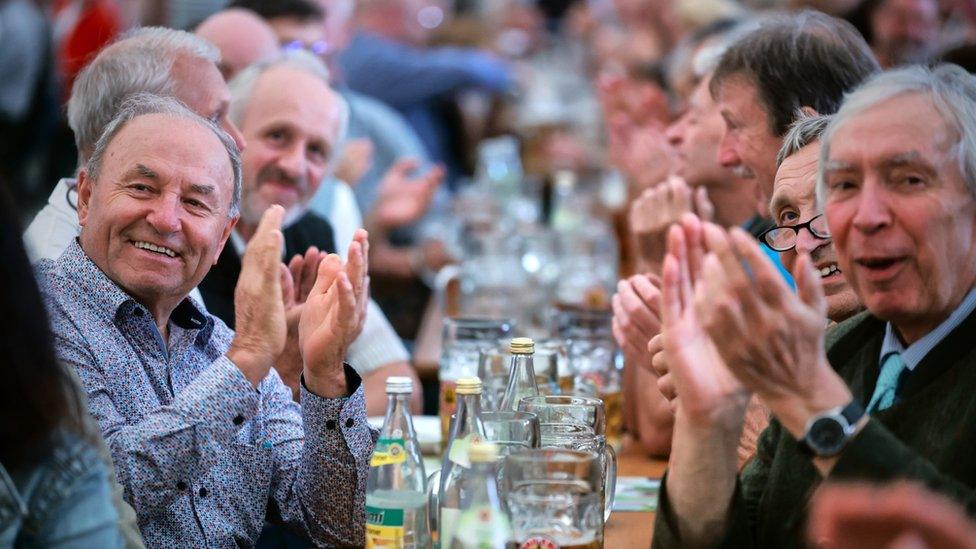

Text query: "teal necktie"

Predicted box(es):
[867, 352, 906, 412]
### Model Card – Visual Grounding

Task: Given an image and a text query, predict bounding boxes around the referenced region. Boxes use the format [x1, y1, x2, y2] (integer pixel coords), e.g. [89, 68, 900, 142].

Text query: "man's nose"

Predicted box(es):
[146, 195, 181, 234]
[717, 133, 740, 167]
[277, 143, 305, 178]
[222, 119, 247, 152]
[795, 225, 827, 256]
[851, 178, 893, 234]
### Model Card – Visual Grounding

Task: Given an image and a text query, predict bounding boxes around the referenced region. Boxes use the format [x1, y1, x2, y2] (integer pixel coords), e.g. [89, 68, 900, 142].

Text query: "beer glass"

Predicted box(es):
[481, 411, 540, 501]
[478, 340, 566, 411]
[516, 395, 606, 436]
[503, 449, 604, 548]
[481, 411, 541, 456]
[439, 317, 513, 447]
[555, 308, 622, 449]
[538, 423, 617, 522]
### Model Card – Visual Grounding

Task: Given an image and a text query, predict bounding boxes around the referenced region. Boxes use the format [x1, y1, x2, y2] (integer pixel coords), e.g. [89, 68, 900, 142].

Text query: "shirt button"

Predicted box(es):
[345, 418, 354, 428]
[326, 420, 337, 430]
[233, 415, 244, 426]
[198, 487, 208, 498]
[176, 481, 188, 491]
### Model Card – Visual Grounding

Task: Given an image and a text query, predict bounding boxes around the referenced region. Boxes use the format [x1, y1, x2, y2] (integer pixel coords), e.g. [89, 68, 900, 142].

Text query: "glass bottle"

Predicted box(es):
[498, 337, 539, 412]
[437, 377, 487, 548]
[366, 377, 429, 548]
[447, 442, 512, 549]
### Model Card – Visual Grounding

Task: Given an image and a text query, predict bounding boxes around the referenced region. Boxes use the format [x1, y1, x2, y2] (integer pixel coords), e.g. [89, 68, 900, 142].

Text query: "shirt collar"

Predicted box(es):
[57, 239, 211, 332]
[880, 284, 976, 370]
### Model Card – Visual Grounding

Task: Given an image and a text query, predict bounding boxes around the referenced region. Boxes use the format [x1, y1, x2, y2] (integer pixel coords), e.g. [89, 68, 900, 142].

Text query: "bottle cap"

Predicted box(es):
[385, 376, 413, 394]
[509, 337, 534, 355]
[468, 441, 499, 463]
[456, 377, 483, 395]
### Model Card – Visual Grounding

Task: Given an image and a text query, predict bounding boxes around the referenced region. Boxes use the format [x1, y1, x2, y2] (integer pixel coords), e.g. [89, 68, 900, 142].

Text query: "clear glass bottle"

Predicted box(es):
[499, 338, 539, 412]
[366, 377, 429, 548]
[437, 377, 487, 548]
[447, 442, 512, 549]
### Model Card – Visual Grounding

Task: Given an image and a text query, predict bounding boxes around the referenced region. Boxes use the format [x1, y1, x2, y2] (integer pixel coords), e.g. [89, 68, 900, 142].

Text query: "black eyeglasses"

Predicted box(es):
[759, 214, 831, 252]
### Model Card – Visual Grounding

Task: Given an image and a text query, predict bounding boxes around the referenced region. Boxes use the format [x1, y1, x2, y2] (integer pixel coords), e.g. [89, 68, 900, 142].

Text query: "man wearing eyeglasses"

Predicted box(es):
[764, 114, 863, 325]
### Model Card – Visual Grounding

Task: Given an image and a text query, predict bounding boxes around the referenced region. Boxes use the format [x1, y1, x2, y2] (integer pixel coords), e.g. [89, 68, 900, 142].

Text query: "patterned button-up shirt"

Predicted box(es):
[36, 240, 376, 548]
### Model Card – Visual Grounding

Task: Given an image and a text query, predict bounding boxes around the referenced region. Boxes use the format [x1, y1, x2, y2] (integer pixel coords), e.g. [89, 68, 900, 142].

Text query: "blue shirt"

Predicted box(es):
[339, 31, 513, 185]
[36, 240, 376, 548]
[879, 285, 976, 371]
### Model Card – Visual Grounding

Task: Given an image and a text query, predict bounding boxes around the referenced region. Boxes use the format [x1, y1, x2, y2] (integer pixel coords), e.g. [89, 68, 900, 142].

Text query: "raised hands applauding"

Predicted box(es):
[228, 205, 370, 398]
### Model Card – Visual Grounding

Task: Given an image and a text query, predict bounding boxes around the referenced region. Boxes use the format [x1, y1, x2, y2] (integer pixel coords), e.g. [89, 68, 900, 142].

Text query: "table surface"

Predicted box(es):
[606, 443, 667, 547]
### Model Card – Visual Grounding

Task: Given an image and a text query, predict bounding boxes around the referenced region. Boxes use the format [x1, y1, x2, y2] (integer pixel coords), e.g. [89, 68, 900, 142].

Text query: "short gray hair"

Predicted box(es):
[818, 64, 976, 204]
[228, 49, 349, 152]
[777, 113, 831, 168]
[86, 93, 243, 217]
[67, 27, 220, 160]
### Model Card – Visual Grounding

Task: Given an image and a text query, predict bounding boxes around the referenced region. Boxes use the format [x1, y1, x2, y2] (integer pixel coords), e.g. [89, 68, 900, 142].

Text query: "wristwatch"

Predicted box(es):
[799, 400, 865, 457]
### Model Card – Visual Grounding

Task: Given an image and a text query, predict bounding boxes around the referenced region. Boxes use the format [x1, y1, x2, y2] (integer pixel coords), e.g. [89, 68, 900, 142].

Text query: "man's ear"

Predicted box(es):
[213, 215, 239, 265]
[76, 169, 93, 227]
[798, 106, 819, 119]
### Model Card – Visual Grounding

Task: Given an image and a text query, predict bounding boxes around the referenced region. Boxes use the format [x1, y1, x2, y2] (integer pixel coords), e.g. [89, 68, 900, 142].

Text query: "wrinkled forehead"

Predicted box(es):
[827, 93, 956, 166]
[772, 143, 821, 214]
[245, 66, 343, 139]
[104, 114, 234, 196]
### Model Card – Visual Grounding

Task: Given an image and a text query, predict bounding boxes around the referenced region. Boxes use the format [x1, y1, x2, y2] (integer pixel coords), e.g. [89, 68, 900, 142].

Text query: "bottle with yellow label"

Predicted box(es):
[366, 377, 428, 548]
[437, 377, 486, 548]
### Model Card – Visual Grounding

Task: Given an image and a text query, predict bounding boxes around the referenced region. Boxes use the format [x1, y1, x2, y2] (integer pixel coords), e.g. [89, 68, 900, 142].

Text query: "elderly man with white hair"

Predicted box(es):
[36, 92, 374, 547]
[652, 64, 976, 547]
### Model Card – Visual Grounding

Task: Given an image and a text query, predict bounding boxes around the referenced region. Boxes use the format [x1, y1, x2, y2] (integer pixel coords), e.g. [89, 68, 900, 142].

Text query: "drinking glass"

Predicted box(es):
[502, 449, 604, 548]
[517, 395, 607, 436]
[555, 308, 622, 449]
[482, 411, 540, 502]
[539, 423, 618, 522]
[481, 411, 540, 457]
[439, 318, 514, 447]
[478, 340, 566, 411]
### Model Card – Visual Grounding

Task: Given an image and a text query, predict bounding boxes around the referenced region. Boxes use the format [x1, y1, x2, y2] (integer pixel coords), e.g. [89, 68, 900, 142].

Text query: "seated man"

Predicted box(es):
[37, 93, 374, 546]
[195, 49, 422, 413]
[654, 64, 976, 546]
[24, 26, 419, 413]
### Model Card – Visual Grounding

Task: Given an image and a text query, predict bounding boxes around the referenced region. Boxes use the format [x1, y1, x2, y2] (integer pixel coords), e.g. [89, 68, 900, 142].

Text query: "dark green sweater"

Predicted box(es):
[653, 307, 976, 548]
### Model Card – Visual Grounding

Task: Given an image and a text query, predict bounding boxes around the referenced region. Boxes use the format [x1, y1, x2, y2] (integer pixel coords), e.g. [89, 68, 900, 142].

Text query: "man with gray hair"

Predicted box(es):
[36, 92, 374, 547]
[24, 26, 245, 262]
[653, 63, 976, 546]
[195, 48, 424, 414]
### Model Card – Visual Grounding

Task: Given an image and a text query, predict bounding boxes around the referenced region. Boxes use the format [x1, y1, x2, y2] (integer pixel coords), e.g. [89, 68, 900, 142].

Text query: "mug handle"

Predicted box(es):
[602, 443, 617, 522]
[426, 469, 441, 544]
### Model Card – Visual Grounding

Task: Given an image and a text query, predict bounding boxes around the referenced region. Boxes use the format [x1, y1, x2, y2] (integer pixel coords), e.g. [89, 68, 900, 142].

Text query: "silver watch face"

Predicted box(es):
[808, 416, 847, 455]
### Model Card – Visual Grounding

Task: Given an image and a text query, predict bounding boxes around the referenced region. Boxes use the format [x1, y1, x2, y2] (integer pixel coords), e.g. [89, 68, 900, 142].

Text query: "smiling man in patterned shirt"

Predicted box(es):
[36, 92, 375, 547]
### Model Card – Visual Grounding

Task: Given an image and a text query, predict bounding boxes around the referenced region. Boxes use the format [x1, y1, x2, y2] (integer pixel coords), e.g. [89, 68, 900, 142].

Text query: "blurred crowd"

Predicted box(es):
[4, 0, 976, 547]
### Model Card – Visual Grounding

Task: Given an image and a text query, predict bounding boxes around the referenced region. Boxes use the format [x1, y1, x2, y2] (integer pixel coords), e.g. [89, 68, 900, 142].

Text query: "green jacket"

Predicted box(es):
[654, 308, 976, 548]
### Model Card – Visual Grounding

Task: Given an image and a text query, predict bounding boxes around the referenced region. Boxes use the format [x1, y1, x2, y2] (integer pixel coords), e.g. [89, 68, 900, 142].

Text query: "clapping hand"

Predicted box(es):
[298, 229, 370, 398]
[659, 215, 750, 425]
[630, 177, 713, 274]
[694, 224, 850, 437]
[370, 159, 444, 230]
[611, 273, 663, 367]
[228, 206, 288, 387]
